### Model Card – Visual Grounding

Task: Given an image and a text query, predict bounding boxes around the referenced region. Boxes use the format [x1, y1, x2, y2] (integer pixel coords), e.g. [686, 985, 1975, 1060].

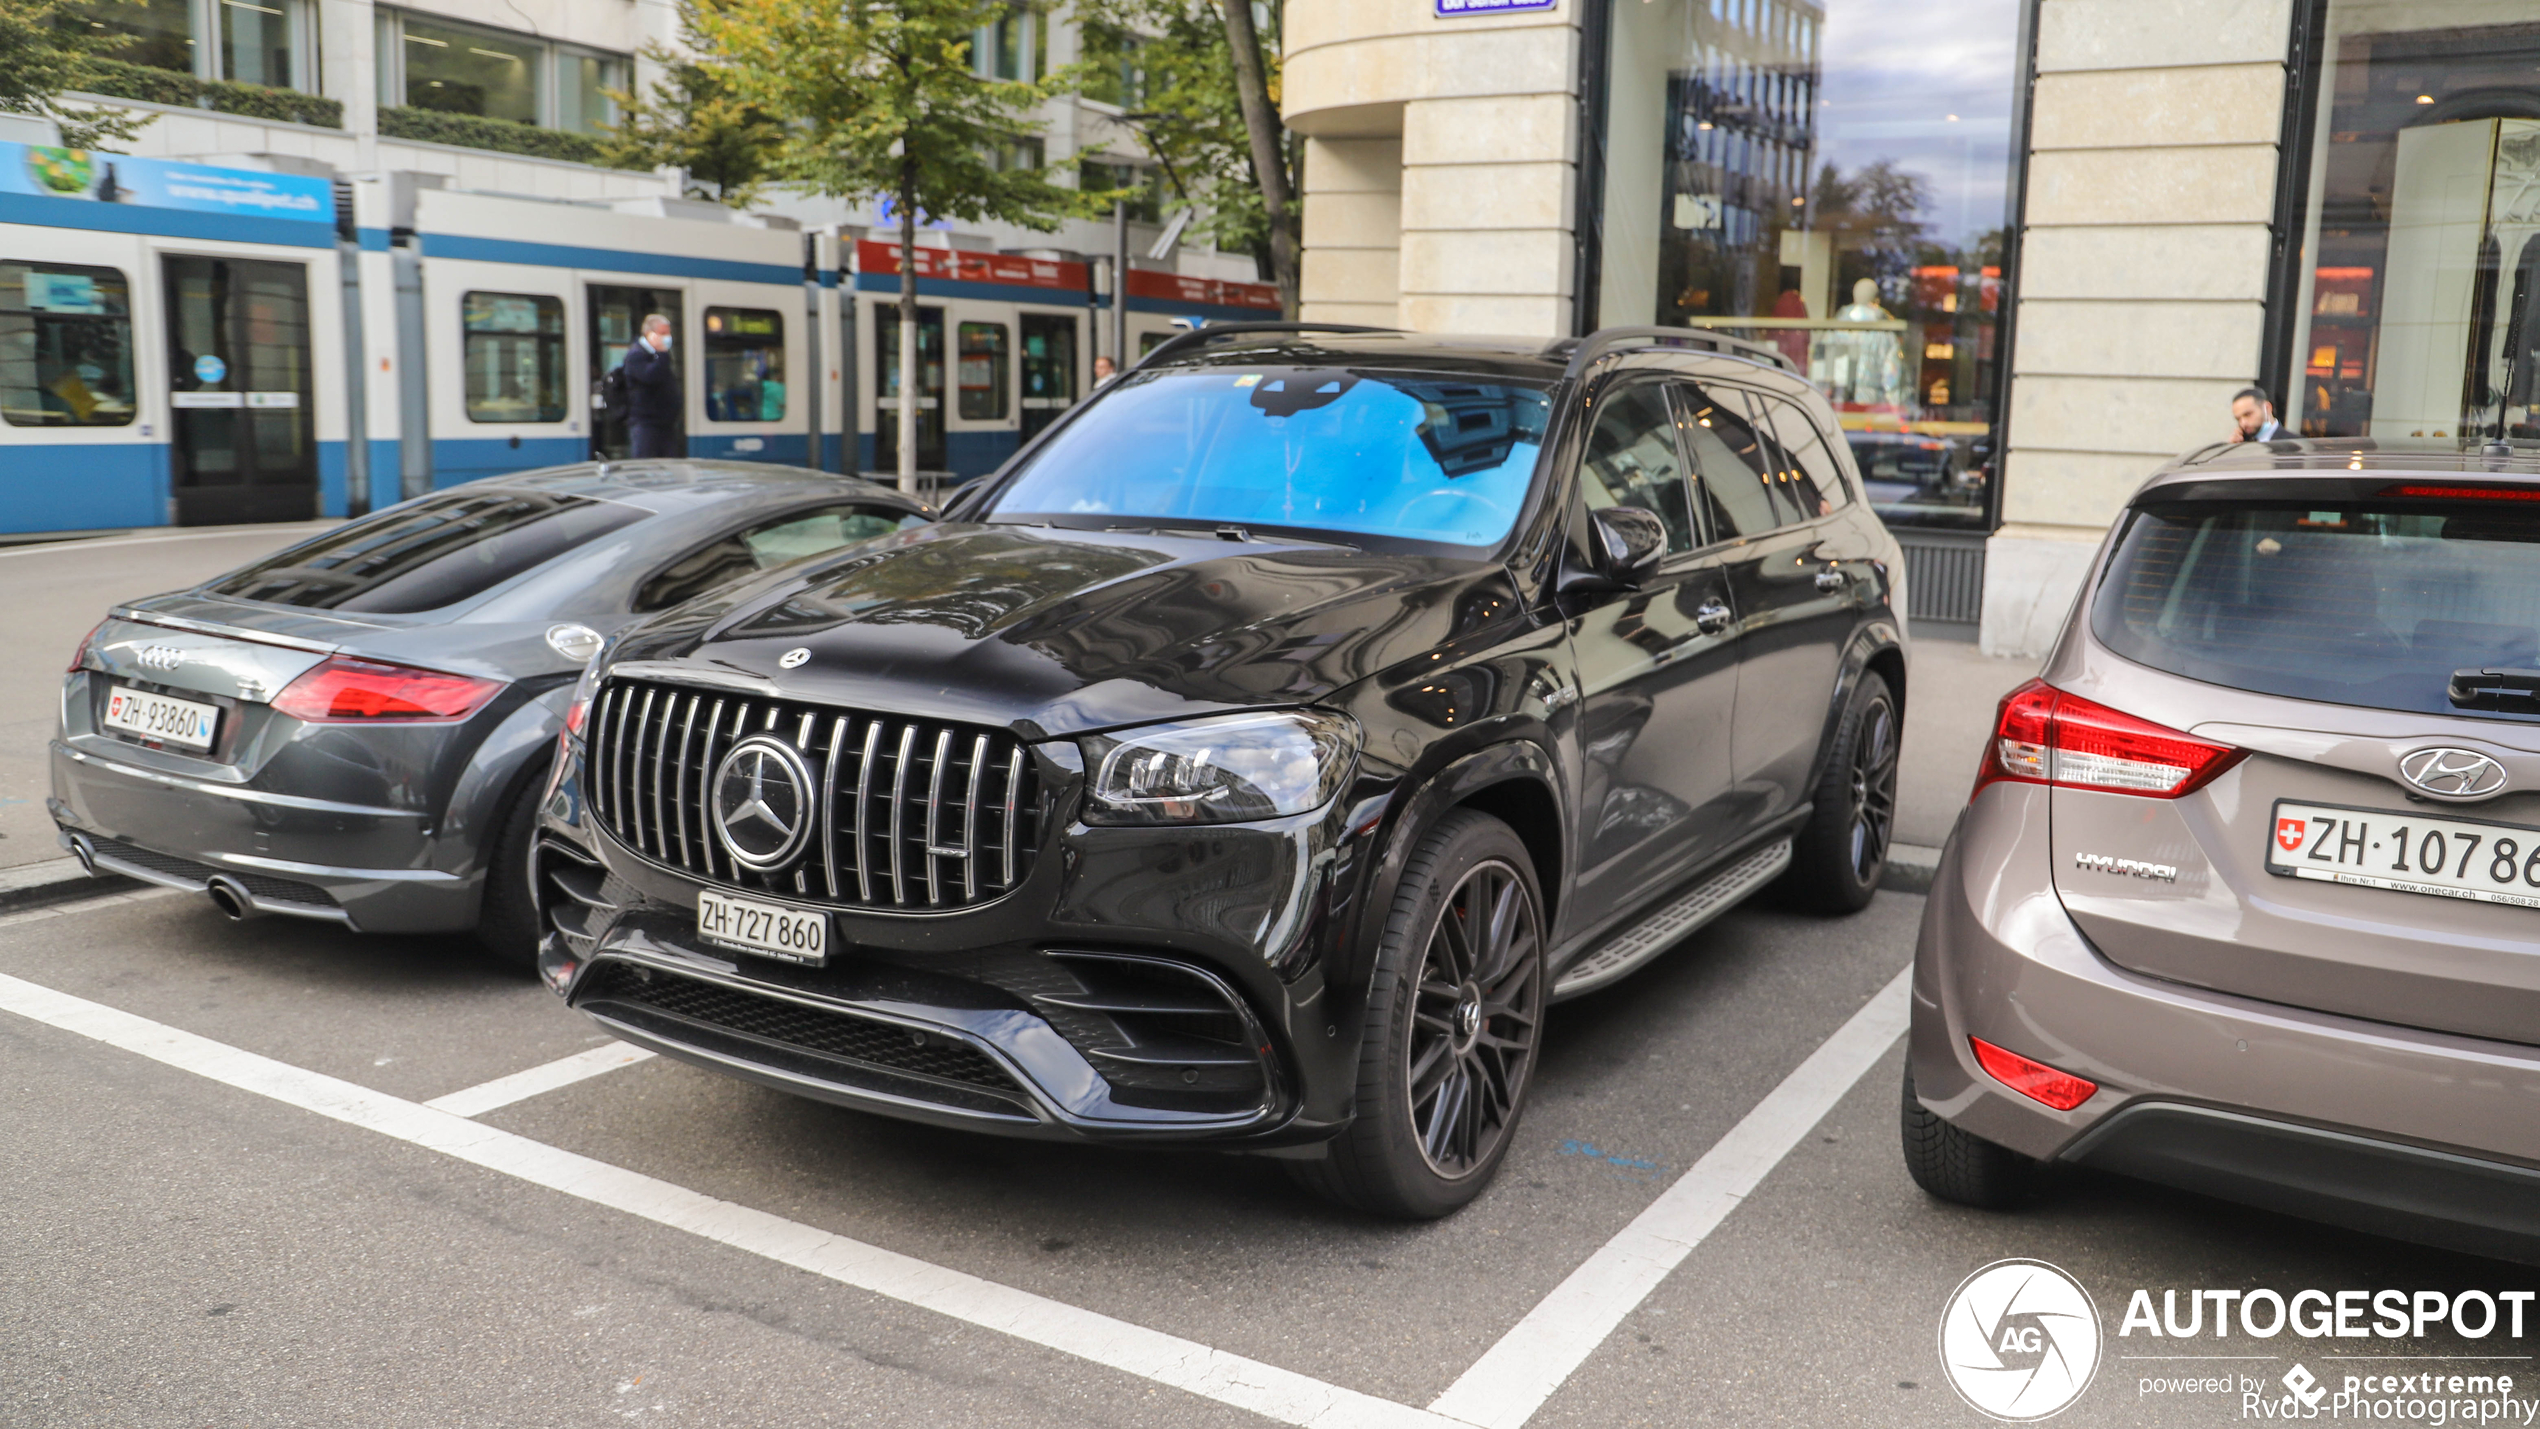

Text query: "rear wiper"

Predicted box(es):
[2448, 667, 2540, 712]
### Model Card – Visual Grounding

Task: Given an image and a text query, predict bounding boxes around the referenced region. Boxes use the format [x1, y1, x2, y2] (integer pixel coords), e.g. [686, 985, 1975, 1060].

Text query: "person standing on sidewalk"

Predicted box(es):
[2230, 386, 2283, 443]
[623, 314, 682, 458]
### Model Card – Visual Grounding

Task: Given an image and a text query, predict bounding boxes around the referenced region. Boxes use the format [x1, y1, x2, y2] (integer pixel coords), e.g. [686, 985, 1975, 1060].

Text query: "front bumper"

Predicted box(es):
[1912, 785, 2540, 1263]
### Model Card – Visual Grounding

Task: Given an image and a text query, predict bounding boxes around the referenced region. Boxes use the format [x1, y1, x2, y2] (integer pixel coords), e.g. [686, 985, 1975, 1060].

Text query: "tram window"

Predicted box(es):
[704, 307, 785, 422]
[957, 321, 1009, 420]
[1, 261, 137, 428]
[1138, 331, 1173, 357]
[460, 291, 566, 424]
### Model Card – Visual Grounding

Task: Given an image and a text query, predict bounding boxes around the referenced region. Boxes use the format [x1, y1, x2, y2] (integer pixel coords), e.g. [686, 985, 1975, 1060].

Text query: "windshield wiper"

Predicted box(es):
[1098, 521, 1358, 551]
[2449, 667, 2540, 713]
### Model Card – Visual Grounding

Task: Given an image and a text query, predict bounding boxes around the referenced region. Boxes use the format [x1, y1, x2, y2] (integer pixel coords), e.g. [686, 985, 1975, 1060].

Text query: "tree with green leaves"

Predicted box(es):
[602, 46, 784, 208]
[689, 0, 1096, 490]
[0, 0, 153, 150]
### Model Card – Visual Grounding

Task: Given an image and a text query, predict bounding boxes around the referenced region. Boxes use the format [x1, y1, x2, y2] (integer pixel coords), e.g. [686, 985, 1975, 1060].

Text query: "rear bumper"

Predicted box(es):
[1913, 785, 2540, 1262]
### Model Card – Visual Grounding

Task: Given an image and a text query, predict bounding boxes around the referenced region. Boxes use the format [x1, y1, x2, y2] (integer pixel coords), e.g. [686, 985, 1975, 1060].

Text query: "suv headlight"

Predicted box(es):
[1081, 710, 1358, 826]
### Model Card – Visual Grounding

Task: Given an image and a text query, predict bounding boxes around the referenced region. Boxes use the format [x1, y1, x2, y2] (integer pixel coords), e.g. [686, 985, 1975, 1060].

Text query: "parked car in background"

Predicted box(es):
[532, 323, 1909, 1218]
[1847, 429, 1984, 526]
[51, 463, 931, 966]
[1905, 438, 2540, 1262]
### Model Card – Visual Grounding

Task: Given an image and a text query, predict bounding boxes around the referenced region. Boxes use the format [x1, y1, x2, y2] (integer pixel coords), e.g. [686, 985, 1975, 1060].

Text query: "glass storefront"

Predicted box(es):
[1595, 0, 2027, 529]
[2284, 1, 2540, 442]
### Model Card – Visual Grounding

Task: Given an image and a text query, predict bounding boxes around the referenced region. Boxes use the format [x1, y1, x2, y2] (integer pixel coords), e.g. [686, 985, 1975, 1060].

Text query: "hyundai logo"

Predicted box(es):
[711, 735, 816, 870]
[2397, 747, 2509, 800]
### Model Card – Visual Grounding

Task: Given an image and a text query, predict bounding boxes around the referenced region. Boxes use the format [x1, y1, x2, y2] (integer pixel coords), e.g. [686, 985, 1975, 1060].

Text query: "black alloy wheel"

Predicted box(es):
[1407, 856, 1543, 1178]
[1291, 809, 1546, 1218]
[1779, 670, 1899, 914]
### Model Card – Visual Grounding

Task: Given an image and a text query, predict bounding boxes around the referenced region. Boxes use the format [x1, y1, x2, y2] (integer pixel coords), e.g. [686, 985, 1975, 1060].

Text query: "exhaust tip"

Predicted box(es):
[204, 876, 261, 922]
[66, 834, 98, 878]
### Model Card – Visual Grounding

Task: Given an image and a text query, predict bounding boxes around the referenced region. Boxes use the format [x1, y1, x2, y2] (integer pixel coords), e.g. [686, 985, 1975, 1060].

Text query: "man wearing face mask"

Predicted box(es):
[621, 313, 682, 458]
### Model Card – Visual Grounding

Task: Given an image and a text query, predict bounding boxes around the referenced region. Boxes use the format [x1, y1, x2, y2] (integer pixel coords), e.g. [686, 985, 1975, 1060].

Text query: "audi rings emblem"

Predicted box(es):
[2397, 747, 2509, 800]
[711, 735, 816, 870]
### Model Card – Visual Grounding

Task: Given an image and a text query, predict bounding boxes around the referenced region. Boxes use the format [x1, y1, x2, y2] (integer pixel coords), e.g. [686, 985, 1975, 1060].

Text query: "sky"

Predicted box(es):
[1809, 0, 2023, 249]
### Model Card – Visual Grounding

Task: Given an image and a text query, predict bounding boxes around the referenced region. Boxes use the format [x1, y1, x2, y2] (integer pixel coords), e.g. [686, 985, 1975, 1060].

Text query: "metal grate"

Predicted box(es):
[89, 836, 338, 908]
[1894, 530, 1987, 627]
[586, 677, 1039, 910]
[575, 960, 1021, 1093]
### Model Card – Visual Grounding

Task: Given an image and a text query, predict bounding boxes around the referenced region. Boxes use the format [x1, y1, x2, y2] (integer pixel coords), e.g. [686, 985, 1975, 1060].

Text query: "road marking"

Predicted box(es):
[0, 522, 337, 562]
[425, 1041, 658, 1117]
[0, 970, 1454, 1429]
[0, 886, 178, 931]
[1428, 964, 1912, 1429]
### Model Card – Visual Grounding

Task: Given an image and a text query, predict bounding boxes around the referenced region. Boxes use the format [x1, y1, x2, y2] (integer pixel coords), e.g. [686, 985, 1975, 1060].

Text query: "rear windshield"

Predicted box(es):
[208, 489, 647, 613]
[984, 366, 1550, 550]
[2094, 495, 2540, 720]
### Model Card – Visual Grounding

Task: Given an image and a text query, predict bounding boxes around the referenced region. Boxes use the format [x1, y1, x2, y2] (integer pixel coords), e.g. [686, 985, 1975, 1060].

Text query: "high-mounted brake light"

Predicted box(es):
[271, 656, 505, 722]
[1971, 1037, 2097, 1111]
[1972, 678, 2244, 800]
[2377, 483, 2540, 502]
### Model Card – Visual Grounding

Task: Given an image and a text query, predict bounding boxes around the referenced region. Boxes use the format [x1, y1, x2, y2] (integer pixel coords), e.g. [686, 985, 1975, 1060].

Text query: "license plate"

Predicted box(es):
[2267, 800, 2540, 911]
[101, 684, 220, 752]
[696, 888, 829, 965]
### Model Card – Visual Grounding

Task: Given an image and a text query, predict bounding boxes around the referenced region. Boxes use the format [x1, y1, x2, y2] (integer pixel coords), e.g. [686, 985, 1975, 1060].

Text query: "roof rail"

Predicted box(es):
[1131, 321, 1399, 370]
[1546, 325, 1795, 379]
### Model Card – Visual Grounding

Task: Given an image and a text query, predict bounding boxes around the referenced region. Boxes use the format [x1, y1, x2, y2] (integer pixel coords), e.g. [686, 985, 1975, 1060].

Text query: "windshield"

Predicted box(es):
[2094, 493, 2540, 721]
[985, 366, 1551, 550]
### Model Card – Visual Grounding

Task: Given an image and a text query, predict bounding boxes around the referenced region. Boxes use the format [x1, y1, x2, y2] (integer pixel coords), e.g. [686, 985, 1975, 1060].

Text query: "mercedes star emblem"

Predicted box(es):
[710, 735, 816, 870]
[2397, 747, 2509, 800]
[779, 647, 812, 669]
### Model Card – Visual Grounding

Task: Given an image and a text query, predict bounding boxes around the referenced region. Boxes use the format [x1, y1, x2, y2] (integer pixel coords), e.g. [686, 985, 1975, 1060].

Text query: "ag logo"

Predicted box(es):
[2276, 817, 2306, 853]
[1939, 1259, 2101, 1422]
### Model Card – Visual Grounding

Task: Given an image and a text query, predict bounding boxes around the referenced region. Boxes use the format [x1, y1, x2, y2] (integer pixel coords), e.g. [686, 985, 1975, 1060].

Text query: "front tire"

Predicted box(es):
[1291, 809, 1546, 1219]
[1778, 669, 1898, 914]
[473, 763, 549, 972]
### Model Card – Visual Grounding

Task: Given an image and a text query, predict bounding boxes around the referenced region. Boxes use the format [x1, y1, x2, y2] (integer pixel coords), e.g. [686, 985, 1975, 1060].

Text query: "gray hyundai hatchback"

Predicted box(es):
[1907, 439, 2540, 1262]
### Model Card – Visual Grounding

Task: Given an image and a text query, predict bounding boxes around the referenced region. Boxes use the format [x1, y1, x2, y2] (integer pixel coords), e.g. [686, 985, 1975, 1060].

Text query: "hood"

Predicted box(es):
[607, 523, 1520, 737]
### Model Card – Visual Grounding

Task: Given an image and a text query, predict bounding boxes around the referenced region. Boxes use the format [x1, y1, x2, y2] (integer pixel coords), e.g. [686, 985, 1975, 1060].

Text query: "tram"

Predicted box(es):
[1, 143, 1282, 534]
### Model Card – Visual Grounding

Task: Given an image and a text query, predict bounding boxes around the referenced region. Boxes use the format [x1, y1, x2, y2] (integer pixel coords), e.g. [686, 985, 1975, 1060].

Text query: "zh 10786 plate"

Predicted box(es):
[2267, 799, 2540, 911]
[696, 888, 829, 966]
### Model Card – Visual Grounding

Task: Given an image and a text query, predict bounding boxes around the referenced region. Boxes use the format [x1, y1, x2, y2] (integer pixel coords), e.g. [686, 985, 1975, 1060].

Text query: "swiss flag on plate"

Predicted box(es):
[2276, 817, 2307, 853]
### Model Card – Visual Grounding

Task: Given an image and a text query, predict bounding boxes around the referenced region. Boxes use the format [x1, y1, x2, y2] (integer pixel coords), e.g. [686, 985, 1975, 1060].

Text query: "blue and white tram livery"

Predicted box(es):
[0, 142, 352, 533]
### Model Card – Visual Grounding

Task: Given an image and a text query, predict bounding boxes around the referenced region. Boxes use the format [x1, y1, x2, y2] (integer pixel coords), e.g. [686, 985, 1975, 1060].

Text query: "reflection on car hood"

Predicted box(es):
[609, 523, 1520, 737]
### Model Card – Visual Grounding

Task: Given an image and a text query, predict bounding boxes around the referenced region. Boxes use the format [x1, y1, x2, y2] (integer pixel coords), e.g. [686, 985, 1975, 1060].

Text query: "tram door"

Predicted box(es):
[163, 255, 316, 525]
[872, 304, 945, 472]
[590, 285, 684, 460]
[1020, 313, 1077, 441]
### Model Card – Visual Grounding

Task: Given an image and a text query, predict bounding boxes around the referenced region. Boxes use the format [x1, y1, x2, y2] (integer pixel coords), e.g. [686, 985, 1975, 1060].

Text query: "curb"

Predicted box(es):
[1880, 843, 1942, 896]
[0, 857, 142, 915]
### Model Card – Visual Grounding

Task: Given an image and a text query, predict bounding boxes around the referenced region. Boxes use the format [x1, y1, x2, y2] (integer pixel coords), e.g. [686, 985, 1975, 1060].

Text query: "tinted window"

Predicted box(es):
[1747, 389, 1850, 516]
[461, 291, 566, 424]
[987, 366, 1550, 550]
[1675, 383, 1780, 540]
[2094, 495, 2540, 720]
[209, 490, 647, 612]
[635, 505, 920, 612]
[704, 307, 784, 422]
[2, 261, 135, 428]
[1578, 382, 1695, 553]
[958, 321, 1009, 420]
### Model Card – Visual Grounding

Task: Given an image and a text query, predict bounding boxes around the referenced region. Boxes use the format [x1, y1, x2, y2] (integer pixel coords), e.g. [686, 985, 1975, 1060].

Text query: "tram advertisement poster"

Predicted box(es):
[4, 144, 331, 226]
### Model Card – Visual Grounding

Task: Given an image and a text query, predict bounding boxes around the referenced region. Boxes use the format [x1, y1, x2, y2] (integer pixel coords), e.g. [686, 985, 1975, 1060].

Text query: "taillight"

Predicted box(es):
[271, 656, 504, 722]
[67, 620, 104, 673]
[1971, 1036, 2097, 1111]
[1971, 678, 2243, 800]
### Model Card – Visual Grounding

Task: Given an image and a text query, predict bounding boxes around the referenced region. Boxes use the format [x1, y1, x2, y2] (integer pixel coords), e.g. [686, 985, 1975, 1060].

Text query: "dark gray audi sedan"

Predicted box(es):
[1906, 438, 2540, 1262]
[51, 462, 929, 965]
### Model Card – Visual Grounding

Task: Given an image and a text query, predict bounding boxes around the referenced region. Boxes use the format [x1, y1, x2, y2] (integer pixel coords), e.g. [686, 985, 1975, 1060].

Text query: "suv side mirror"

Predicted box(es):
[1588, 505, 1668, 582]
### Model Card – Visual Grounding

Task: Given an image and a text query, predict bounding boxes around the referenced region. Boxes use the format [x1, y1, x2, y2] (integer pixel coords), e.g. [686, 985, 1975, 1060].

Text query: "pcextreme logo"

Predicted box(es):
[1940, 1259, 2104, 1421]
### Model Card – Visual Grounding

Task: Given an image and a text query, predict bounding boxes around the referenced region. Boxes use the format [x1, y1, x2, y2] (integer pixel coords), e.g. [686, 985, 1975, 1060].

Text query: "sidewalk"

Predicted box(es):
[1885, 637, 2044, 889]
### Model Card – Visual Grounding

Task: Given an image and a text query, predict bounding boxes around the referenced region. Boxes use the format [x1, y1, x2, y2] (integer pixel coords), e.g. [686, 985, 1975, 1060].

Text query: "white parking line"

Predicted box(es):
[424, 1041, 657, 1117]
[1427, 964, 1913, 1429]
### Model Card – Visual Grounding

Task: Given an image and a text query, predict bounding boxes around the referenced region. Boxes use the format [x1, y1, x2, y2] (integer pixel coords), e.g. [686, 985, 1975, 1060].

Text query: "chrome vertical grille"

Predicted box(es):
[587, 677, 1041, 910]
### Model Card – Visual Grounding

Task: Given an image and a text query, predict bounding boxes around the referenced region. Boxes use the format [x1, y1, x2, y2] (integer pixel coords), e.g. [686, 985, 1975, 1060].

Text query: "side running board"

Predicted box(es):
[1551, 839, 1792, 1002]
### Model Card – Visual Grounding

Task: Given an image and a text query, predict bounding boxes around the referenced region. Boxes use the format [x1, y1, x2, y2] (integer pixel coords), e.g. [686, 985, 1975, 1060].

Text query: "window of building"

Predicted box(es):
[2279, 5, 2540, 443]
[376, 10, 623, 132]
[72, 0, 197, 74]
[957, 321, 1009, 420]
[461, 291, 566, 424]
[1594, 0, 2023, 530]
[1, 261, 137, 428]
[704, 308, 785, 423]
[72, 0, 314, 91]
[978, 8, 1035, 82]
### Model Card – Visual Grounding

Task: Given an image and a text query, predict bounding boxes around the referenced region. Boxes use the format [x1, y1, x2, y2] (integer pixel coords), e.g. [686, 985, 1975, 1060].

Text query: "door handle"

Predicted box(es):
[1814, 567, 1849, 593]
[1695, 599, 1733, 633]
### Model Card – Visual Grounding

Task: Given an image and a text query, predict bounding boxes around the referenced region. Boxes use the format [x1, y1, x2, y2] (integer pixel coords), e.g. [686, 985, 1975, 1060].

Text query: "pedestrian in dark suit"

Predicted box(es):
[623, 314, 681, 458]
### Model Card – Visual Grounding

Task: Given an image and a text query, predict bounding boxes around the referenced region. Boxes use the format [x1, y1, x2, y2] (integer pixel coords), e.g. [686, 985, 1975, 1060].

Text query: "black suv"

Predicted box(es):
[532, 325, 1909, 1217]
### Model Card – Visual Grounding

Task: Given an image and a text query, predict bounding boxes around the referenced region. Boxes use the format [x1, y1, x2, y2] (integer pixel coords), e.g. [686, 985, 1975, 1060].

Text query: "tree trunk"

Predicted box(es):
[1217, 0, 1296, 319]
[896, 158, 919, 494]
